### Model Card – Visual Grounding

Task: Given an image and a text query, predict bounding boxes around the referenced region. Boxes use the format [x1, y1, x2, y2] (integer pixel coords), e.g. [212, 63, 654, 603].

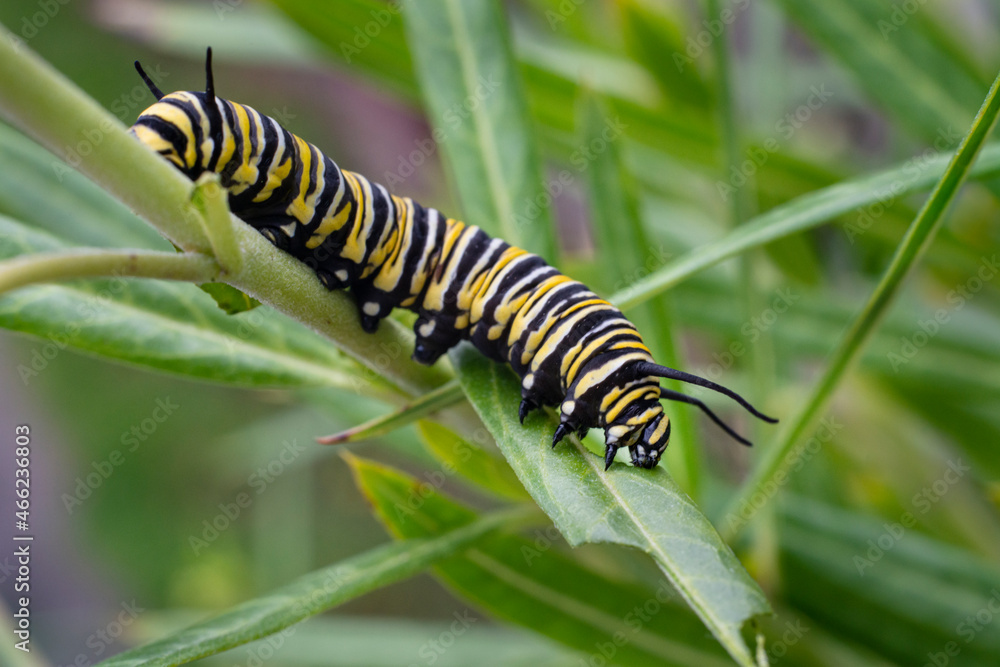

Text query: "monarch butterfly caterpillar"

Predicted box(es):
[130, 49, 776, 470]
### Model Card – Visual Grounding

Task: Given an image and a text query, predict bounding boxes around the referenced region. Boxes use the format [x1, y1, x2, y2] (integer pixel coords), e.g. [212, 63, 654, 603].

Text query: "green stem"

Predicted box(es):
[0, 249, 220, 295]
[0, 26, 209, 253]
[318, 379, 465, 444]
[0, 26, 450, 396]
[191, 173, 243, 274]
[719, 69, 1000, 542]
[609, 143, 1000, 312]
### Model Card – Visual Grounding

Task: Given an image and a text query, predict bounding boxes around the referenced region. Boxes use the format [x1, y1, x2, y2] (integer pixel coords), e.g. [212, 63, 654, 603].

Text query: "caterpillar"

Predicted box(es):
[129, 50, 776, 470]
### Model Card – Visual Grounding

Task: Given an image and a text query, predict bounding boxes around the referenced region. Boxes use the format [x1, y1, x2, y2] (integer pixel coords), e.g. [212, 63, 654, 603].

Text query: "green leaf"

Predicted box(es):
[611, 142, 1000, 311]
[577, 92, 703, 496]
[317, 380, 464, 444]
[266, 0, 848, 215]
[402, 0, 556, 258]
[780, 498, 1000, 666]
[619, 0, 712, 109]
[268, 0, 418, 98]
[96, 508, 524, 667]
[347, 454, 736, 667]
[722, 70, 1000, 540]
[197, 283, 261, 315]
[0, 122, 167, 249]
[0, 217, 396, 399]
[772, 0, 972, 141]
[416, 420, 529, 501]
[451, 346, 771, 667]
[133, 613, 580, 666]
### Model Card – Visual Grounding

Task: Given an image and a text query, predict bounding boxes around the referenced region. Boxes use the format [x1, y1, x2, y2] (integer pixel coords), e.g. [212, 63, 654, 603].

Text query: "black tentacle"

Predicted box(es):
[204, 47, 216, 104]
[636, 362, 777, 424]
[134, 61, 164, 100]
[658, 386, 754, 447]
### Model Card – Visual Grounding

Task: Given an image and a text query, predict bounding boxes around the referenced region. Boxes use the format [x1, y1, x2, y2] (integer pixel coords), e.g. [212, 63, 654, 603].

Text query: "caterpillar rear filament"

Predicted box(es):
[130, 50, 776, 470]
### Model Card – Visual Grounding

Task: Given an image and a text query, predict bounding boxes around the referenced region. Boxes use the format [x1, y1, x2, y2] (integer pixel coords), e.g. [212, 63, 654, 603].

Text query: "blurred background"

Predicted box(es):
[1, 0, 1000, 665]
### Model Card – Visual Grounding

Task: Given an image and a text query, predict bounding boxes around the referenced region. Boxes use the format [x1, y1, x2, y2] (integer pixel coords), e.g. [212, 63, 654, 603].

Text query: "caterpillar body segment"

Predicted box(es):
[130, 51, 776, 470]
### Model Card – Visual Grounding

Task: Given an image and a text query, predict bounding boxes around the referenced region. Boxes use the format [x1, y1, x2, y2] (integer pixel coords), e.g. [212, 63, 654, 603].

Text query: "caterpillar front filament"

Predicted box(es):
[130, 50, 776, 469]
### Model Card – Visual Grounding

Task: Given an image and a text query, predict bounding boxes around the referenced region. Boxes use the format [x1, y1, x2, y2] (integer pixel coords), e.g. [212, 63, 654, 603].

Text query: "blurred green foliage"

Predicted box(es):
[1, 0, 999, 665]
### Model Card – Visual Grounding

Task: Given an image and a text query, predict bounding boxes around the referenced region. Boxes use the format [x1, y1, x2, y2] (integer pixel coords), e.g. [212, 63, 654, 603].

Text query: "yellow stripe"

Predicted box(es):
[305, 201, 353, 250]
[214, 102, 237, 174]
[253, 124, 292, 203]
[507, 275, 574, 346]
[132, 125, 185, 169]
[626, 404, 662, 427]
[407, 206, 440, 298]
[609, 340, 651, 355]
[572, 351, 649, 397]
[648, 414, 670, 444]
[340, 171, 373, 263]
[422, 221, 469, 311]
[285, 136, 321, 223]
[228, 104, 259, 195]
[599, 379, 644, 413]
[527, 303, 612, 370]
[147, 101, 198, 168]
[604, 386, 652, 423]
[457, 238, 503, 311]
[470, 248, 529, 322]
[522, 301, 606, 368]
[565, 328, 631, 386]
[366, 190, 402, 269]
[374, 197, 414, 291]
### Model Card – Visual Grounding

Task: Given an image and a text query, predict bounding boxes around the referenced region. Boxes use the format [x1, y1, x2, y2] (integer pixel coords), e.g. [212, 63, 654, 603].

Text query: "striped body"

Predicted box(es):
[130, 59, 775, 469]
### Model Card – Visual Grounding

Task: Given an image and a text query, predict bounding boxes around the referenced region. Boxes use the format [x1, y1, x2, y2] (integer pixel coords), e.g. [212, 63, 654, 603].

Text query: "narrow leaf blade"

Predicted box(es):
[348, 454, 735, 667]
[96, 511, 521, 667]
[451, 346, 770, 667]
[402, 0, 556, 258]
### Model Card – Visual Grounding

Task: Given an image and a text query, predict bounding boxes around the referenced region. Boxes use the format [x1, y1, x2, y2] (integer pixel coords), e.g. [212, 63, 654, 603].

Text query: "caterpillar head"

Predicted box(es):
[600, 387, 671, 470]
[632, 412, 671, 469]
[609, 362, 779, 470]
[131, 48, 218, 179]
